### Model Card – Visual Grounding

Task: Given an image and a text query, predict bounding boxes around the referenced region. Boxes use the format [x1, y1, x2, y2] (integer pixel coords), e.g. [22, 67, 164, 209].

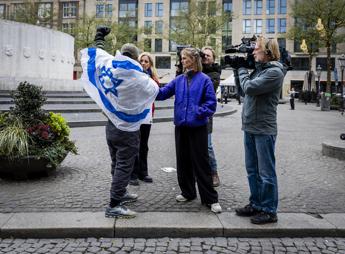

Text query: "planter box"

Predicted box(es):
[0, 154, 66, 179]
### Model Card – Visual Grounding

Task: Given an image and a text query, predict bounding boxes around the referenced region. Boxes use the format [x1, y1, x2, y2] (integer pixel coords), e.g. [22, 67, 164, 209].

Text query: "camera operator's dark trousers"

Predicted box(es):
[106, 120, 139, 203]
[175, 125, 218, 205]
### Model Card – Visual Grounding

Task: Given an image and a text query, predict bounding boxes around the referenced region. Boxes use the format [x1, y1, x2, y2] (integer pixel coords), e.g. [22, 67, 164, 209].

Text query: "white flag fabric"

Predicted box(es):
[80, 48, 159, 132]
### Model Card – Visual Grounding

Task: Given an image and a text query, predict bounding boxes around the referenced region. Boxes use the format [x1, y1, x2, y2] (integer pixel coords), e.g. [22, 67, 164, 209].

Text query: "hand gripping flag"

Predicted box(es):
[80, 48, 159, 132]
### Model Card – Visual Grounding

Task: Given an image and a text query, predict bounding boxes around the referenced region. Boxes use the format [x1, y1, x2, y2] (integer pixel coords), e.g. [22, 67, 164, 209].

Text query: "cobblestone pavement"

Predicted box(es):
[1, 237, 345, 253]
[0, 101, 344, 214]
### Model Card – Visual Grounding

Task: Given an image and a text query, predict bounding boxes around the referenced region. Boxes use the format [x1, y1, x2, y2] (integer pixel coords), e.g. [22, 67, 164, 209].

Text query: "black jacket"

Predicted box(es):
[202, 63, 222, 133]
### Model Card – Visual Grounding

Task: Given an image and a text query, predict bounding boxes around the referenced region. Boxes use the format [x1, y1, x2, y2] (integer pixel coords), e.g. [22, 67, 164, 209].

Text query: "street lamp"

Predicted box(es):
[316, 65, 322, 107]
[338, 54, 345, 114]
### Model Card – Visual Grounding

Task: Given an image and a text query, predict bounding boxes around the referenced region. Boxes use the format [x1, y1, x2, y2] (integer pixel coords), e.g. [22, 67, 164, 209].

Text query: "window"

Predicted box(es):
[0, 4, 5, 19]
[62, 2, 77, 18]
[144, 3, 152, 17]
[155, 39, 162, 52]
[105, 4, 112, 17]
[243, 19, 251, 34]
[291, 57, 309, 71]
[156, 56, 171, 69]
[155, 20, 163, 34]
[13, 3, 25, 19]
[242, 0, 251, 15]
[278, 18, 286, 33]
[255, 19, 262, 34]
[223, 0, 232, 13]
[266, 19, 275, 33]
[254, 0, 262, 15]
[171, 0, 188, 16]
[278, 38, 286, 49]
[316, 57, 335, 70]
[156, 3, 163, 17]
[144, 21, 152, 34]
[96, 4, 104, 18]
[62, 23, 75, 34]
[222, 35, 232, 52]
[144, 38, 152, 52]
[119, 1, 136, 18]
[266, 0, 275, 15]
[208, 1, 216, 16]
[38, 3, 52, 19]
[278, 0, 287, 14]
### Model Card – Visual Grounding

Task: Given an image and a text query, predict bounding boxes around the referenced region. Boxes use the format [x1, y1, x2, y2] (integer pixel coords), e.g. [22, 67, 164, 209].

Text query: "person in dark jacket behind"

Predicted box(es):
[156, 47, 222, 213]
[201, 46, 221, 187]
[230, 36, 287, 224]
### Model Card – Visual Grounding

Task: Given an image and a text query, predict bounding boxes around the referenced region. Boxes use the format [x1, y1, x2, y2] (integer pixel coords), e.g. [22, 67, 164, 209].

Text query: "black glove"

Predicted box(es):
[94, 26, 111, 41]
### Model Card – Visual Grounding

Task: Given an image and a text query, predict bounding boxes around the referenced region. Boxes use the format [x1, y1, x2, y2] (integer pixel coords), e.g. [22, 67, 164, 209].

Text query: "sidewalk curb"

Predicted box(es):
[1, 212, 344, 239]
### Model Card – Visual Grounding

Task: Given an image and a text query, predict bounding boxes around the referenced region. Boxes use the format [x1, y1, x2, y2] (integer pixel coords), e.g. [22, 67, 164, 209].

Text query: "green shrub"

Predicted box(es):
[1, 82, 77, 166]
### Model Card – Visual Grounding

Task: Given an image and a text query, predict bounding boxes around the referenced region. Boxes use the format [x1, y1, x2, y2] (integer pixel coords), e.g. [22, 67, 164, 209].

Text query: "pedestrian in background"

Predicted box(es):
[156, 47, 222, 214]
[201, 46, 221, 187]
[288, 87, 296, 110]
[230, 36, 287, 224]
[130, 52, 160, 185]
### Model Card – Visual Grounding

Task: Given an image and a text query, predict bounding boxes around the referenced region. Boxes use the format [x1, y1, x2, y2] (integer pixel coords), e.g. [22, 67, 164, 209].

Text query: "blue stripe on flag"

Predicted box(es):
[112, 60, 143, 72]
[87, 48, 149, 123]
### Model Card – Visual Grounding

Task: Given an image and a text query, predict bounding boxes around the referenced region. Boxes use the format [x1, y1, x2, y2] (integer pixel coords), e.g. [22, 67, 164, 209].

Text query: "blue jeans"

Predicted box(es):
[208, 133, 217, 173]
[244, 131, 278, 214]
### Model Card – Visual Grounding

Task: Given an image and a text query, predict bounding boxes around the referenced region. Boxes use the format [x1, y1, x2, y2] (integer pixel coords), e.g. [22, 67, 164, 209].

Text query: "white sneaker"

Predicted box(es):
[211, 203, 222, 213]
[176, 194, 188, 202]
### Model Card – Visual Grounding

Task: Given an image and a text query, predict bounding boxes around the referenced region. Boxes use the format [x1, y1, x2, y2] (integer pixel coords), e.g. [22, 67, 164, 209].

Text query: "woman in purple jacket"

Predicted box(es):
[156, 48, 222, 213]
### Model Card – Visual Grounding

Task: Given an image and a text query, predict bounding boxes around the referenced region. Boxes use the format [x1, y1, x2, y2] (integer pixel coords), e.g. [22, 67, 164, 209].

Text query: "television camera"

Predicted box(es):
[222, 35, 292, 97]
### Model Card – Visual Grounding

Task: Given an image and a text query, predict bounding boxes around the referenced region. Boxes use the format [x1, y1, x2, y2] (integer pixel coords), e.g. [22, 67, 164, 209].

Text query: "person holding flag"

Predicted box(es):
[80, 27, 159, 218]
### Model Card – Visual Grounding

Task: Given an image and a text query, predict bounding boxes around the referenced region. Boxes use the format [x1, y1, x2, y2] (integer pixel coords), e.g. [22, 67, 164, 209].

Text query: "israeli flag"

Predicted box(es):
[80, 48, 159, 132]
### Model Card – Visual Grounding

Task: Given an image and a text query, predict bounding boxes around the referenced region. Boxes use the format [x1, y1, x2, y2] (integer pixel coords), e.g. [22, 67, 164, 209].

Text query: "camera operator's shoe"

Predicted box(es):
[250, 211, 278, 224]
[235, 204, 260, 217]
[119, 192, 138, 205]
[105, 205, 136, 218]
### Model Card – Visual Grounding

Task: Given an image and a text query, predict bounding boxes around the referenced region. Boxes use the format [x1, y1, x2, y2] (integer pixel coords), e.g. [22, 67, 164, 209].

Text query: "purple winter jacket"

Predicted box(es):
[156, 71, 217, 127]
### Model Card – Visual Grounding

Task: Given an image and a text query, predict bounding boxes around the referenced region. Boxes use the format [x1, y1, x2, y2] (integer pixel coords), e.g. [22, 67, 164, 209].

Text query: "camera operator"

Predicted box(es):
[201, 46, 221, 187]
[230, 36, 287, 224]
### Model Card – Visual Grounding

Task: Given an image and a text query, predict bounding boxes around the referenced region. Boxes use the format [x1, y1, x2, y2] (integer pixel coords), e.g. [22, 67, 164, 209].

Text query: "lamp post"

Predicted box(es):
[338, 54, 345, 114]
[316, 65, 322, 107]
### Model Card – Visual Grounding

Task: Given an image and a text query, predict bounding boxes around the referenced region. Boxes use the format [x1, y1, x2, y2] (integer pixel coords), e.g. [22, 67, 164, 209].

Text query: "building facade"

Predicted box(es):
[0, 0, 344, 93]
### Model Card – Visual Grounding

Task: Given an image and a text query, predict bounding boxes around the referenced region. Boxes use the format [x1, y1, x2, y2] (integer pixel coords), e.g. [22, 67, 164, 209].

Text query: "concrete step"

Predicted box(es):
[0, 97, 95, 104]
[0, 90, 89, 98]
[61, 104, 236, 127]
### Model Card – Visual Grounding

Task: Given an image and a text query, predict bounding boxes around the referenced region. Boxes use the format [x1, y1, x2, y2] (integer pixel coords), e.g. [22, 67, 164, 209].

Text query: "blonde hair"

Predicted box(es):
[138, 52, 159, 81]
[181, 47, 203, 72]
[256, 36, 280, 61]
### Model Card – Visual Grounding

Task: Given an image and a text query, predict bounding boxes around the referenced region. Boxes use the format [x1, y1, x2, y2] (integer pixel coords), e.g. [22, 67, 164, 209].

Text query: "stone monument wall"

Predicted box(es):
[0, 20, 82, 91]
